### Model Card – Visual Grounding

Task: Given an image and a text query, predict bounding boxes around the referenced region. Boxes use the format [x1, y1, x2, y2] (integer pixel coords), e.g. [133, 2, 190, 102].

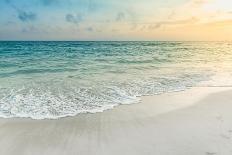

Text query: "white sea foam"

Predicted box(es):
[0, 73, 210, 119]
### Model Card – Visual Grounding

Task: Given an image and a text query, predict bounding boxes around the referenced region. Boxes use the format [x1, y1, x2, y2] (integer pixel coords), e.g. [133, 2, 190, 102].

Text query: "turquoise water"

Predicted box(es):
[0, 41, 231, 119]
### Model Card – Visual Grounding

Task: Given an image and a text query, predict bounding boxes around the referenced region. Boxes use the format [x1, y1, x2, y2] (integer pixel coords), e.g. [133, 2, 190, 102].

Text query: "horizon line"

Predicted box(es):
[0, 40, 231, 42]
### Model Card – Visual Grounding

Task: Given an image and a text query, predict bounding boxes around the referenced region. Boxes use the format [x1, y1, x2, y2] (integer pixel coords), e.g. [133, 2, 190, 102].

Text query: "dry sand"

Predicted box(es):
[0, 87, 232, 155]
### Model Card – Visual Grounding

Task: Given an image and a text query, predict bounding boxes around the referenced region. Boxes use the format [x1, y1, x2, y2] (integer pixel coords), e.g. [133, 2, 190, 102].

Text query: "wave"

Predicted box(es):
[0, 41, 231, 120]
[0, 73, 209, 120]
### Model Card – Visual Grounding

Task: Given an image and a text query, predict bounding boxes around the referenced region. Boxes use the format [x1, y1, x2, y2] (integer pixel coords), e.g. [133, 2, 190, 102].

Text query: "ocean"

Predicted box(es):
[0, 41, 231, 119]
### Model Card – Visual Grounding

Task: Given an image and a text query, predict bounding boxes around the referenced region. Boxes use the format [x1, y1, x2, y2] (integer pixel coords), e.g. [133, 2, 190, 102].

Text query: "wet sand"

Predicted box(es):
[0, 87, 232, 155]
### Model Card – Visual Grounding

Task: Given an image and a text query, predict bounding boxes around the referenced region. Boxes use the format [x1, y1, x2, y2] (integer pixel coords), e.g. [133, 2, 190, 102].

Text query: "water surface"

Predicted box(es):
[0, 41, 231, 119]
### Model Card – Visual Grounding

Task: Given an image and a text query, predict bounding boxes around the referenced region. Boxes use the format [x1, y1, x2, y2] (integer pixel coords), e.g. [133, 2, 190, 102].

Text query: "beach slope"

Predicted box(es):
[0, 87, 232, 155]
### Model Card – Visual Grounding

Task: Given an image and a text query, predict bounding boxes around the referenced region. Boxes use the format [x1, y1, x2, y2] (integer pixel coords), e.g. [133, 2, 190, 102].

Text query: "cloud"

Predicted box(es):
[203, 19, 232, 26]
[192, 0, 209, 5]
[86, 27, 93, 32]
[115, 10, 138, 30]
[111, 29, 119, 32]
[147, 17, 199, 30]
[168, 11, 176, 20]
[148, 24, 162, 30]
[65, 13, 83, 25]
[4, 21, 15, 26]
[189, 0, 212, 7]
[18, 11, 37, 22]
[40, 0, 59, 6]
[87, 0, 97, 12]
[4, 0, 11, 4]
[21, 25, 38, 33]
[130, 23, 137, 30]
[116, 12, 125, 22]
[4, 0, 37, 22]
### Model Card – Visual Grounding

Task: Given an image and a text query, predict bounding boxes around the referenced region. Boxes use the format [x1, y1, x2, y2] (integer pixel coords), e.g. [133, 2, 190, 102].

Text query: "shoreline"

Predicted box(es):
[0, 86, 215, 120]
[1, 87, 232, 155]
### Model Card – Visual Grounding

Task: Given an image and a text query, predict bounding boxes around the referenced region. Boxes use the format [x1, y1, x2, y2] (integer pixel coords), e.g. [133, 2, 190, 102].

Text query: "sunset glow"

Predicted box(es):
[0, 0, 231, 40]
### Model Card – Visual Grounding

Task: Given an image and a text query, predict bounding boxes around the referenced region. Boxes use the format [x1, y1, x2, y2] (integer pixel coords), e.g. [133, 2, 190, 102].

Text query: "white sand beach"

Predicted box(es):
[0, 87, 232, 155]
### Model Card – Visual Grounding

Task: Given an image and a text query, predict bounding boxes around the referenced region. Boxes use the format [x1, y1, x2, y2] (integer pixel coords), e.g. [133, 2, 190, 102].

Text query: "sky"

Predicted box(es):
[0, 0, 232, 41]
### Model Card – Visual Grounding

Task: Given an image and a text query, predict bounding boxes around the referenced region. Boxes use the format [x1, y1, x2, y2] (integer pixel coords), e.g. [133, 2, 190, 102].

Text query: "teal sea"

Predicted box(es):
[0, 41, 231, 119]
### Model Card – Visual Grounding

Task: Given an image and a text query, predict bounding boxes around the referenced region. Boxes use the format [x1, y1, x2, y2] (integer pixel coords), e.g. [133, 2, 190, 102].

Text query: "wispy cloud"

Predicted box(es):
[65, 13, 83, 25]
[186, 0, 213, 8]
[4, 0, 11, 4]
[4, 0, 37, 22]
[22, 25, 38, 33]
[86, 27, 93, 32]
[18, 11, 37, 22]
[191, 0, 211, 6]
[203, 19, 232, 26]
[87, 0, 98, 12]
[116, 12, 125, 22]
[1, 0, 231, 41]
[40, 0, 60, 6]
[147, 17, 199, 30]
